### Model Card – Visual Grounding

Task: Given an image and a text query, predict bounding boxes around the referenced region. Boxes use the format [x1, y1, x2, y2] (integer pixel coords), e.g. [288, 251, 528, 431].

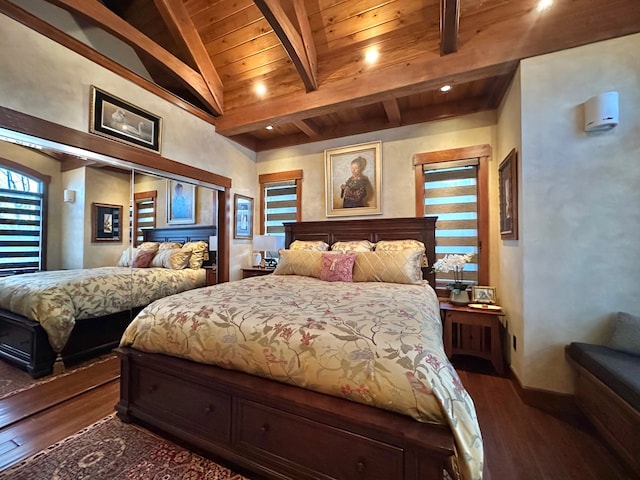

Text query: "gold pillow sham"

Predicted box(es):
[331, 240, 375, 253]
[289, 240, 330, 251]
[273, 250, 323, 278]
[353, 250, 424, 285]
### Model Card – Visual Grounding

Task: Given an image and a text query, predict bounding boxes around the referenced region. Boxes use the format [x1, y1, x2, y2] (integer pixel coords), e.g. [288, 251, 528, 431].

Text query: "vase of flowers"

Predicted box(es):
[432, 253, 474, 305]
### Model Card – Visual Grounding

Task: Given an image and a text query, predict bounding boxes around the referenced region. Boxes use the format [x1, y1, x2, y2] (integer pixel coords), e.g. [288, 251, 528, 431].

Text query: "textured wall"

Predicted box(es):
[518, 33, 640, 392]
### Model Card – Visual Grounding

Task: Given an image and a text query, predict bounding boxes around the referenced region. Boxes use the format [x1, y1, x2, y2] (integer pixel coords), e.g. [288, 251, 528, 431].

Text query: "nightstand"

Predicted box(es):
[440, 301, 505, 376]
[203, 265, 217, 286]
[241, 267, 275, 279]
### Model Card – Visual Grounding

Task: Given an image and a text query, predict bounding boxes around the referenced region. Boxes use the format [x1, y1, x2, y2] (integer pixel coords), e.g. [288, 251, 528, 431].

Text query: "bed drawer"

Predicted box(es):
[236, 399, 403, 479]
[133, 366, 231, 442]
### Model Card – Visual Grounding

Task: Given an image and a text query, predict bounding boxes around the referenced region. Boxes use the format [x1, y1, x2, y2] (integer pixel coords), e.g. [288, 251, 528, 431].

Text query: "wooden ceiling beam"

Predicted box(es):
[153, 0, 224, 112]
[293, 0, 317, 86]
[254, 0, 318, 92]
[216, 61, 516, 136]
[44, 0, 222, 116]
[253, 97, 492, 152]
[293, 119, 321, 137]
[382, 99, 402, 125]
[440, 0, 460, 55]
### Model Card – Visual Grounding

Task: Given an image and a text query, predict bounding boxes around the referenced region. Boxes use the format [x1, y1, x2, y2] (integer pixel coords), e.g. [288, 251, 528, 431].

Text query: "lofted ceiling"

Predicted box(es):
[15, 1, 640, 151]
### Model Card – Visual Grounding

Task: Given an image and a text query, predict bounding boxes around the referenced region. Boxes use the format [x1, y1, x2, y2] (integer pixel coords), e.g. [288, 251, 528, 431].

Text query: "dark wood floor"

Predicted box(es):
[0, 357, 635, 479]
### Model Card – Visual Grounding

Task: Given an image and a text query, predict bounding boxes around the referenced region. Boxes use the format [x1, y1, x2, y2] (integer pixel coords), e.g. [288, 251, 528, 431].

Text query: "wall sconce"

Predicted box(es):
[63, 189, 76, 203]
[252, 235, 285, 268]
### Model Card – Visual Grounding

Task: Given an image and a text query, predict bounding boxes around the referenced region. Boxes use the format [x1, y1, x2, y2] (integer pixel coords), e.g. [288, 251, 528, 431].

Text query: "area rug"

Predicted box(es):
[0, 414, 251, 479]
[0, 354, 115, 400]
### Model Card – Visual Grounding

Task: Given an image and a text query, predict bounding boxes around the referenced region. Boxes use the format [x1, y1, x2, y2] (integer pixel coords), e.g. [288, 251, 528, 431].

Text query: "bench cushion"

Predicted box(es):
[567, 342, 640, 411]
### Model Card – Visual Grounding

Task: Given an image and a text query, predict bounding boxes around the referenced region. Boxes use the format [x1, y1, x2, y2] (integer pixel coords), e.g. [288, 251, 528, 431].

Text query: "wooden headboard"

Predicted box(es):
[283, 217, 437, 286]
[143, 225, 217, 266]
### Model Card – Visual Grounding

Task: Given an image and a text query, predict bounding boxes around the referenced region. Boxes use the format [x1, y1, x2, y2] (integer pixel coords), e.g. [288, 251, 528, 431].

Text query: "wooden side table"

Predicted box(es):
[204, 265, 217, 286]
[440, 301, 505, 376]
[241, 267, 275, 279]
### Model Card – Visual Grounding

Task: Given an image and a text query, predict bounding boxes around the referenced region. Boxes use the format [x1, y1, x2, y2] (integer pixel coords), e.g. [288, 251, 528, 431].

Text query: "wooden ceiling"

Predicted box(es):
[21, 1, 640, 151]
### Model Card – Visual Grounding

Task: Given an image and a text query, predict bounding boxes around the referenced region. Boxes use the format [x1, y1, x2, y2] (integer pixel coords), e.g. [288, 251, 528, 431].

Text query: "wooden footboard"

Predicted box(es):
[115, 347, 455, 480]
[0, 308, 138, 377]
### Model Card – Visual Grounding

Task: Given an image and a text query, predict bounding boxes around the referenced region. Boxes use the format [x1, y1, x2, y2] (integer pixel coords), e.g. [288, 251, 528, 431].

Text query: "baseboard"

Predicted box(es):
[509, 366, 580, 415]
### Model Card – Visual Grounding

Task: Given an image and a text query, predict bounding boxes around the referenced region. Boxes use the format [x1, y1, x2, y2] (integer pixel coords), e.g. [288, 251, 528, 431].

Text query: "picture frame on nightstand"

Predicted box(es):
[471, 286, 497, 304]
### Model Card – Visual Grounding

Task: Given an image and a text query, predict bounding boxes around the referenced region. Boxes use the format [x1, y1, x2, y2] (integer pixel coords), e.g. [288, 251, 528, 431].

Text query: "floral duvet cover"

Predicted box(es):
[120, 274, 484, 480]
[0, 267, 204, 352]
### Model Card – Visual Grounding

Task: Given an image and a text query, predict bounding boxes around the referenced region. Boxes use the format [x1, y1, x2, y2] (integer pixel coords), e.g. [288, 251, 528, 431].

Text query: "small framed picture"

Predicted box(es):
[167, 180, 196, 224]
[471, 285, 497, 304]
[92, 203, 122, 242]
[234, 194, 253, 239]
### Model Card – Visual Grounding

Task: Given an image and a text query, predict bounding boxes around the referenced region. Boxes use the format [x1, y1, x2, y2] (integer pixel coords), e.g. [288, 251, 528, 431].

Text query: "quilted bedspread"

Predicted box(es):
[120, 274, 484, 480]
[0, 267, 205, 353]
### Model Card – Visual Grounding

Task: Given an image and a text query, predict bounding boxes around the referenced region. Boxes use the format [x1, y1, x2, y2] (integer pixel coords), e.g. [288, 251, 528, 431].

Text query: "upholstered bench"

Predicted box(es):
[565, 312, 640, 476]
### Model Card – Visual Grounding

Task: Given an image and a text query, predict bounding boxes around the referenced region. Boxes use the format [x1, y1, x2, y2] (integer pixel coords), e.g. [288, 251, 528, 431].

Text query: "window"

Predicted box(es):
[0, 160, 49, 275]
[259, 170, 303, 237]
[414, 145, 490, 296]
[131, 190, 157, 247]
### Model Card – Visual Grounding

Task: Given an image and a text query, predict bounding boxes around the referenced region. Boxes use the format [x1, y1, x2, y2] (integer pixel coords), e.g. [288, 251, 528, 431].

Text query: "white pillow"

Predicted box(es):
[117, 247, 139, 267]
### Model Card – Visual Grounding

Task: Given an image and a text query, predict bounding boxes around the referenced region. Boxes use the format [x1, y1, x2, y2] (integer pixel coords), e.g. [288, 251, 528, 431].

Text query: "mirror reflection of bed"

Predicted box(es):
[0, 141, 220, 378]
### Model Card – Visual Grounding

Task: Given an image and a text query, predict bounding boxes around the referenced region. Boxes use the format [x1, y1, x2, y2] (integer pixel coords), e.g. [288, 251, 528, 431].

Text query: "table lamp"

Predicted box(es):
[252, 235, 284, 268]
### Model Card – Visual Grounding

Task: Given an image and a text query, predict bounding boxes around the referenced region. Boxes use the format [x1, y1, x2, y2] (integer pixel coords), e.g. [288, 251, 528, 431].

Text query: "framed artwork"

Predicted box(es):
[471, 285, 497, 304]
[324, 141, 382, 217]
[234, 194, 253, 239]
[89, 85, 162, 153]
[92, 203, 122, 242]
[499, 148, 518, 240]
[167, 180, 196, 224]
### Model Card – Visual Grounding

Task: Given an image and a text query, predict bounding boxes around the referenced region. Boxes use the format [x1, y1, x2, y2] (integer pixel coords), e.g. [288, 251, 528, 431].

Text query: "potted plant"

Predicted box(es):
[432, 253, 474, 305]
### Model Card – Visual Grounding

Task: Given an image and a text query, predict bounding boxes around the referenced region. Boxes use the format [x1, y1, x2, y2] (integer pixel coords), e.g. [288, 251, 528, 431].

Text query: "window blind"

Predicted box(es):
[0, 180, 44, 275]
[423, 161, 479, 290]
[132, 191, 157, 247]
[264, 182, 297, 236]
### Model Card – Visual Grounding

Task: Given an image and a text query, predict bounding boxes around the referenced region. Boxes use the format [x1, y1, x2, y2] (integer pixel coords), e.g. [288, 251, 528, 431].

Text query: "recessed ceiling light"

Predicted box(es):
[255, 83, 267, 97]
[364, 47, 379, 65]
[440, 85, 452, 92]
[537, 0, 552, 11]
[265, 125, 274, 130]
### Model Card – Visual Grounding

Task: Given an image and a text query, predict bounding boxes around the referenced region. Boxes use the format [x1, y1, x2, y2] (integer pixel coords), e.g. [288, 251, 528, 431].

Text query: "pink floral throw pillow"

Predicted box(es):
[320, 252, 356, 282]
[132, 248, 156, 268]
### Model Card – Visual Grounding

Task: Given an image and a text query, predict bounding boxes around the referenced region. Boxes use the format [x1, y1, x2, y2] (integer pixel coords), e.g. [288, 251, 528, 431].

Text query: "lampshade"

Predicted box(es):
[208, 235, 218, 251]
[252, 235, 278, 252]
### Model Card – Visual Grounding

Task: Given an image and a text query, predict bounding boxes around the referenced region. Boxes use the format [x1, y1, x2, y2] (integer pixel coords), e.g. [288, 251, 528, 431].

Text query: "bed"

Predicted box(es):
[115, 217, 483, 480]
[0, 224, 216, 378]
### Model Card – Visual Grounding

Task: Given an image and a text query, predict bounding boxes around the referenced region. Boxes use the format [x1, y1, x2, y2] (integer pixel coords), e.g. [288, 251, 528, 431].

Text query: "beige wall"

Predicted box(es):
[0, 12, 257, 280]
[258, 110, 499, 219]
[83, 167, 131, 268]
[495, 69, 525, 377]
[511, 32, 640, 393]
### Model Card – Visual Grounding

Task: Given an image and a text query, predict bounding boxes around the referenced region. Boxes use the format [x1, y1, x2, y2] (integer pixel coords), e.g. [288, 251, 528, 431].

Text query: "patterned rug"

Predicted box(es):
[0, 414, 251, 479]
[0, 354, 116, 400]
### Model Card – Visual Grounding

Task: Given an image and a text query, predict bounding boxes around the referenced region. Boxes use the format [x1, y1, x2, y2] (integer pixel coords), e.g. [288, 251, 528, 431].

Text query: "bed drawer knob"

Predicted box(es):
[147, 384, 158, 394]
[260, 423, 270, 433]
[204, 405, 215, 414]
[356, 461, 366, 473]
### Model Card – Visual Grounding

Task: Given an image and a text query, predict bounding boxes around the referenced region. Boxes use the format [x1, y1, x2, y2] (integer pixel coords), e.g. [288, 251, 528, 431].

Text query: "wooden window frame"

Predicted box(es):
[258, 170, 303, 235]
[413, 145, 491, 296]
